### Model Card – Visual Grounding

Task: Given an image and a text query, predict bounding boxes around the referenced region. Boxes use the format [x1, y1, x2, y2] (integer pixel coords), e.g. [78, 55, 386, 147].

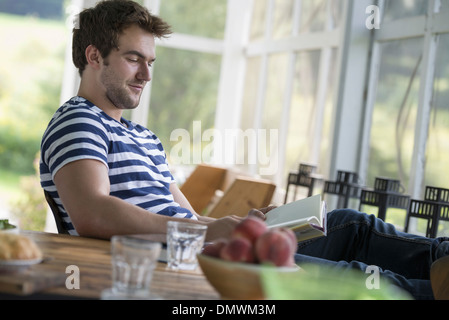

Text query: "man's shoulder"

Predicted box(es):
[42, 97, 110, 143]
[51, 97, 117, 129]
[56, 96, 102, 118]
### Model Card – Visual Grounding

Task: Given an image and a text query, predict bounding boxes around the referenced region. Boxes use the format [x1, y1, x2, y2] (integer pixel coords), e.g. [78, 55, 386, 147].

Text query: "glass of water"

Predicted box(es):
[166, 221, 207, 271]
[102, 235, 161, 300]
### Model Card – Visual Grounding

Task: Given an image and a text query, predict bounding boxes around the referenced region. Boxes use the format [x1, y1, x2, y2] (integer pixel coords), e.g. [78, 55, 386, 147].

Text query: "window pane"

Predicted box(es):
[295, 0, 344, 33]
[259, 54, 289, 178]
[298, 0, 327, 33]
[262, 54, 289, 130]
[425, 34, 449, 191]
[285, 51, 321, 177]
[249, 0, 267, 41]
[241, 57, 262, 131]
[273, 0, 294, 39]
[235, 57, 261, 175]
[367, 38, 423, 189]
[159, 0, 226, 39]
[328, 0, 344, 29]
[440, 0, 449, 13]
[383, 0, 428, 22]
[237, 54, 290, 177]
[250, 0, 344, 40]
[319, 48, 339, 173]
[148, 48, 220, 164]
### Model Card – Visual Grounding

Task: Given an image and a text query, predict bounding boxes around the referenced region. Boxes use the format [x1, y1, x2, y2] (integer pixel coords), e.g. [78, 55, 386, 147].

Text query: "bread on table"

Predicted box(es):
[0, 233, 43, 260]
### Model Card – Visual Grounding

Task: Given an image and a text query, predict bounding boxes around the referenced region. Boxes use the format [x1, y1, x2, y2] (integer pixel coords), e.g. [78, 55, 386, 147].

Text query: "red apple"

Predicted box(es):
[232, 216, 268, 245]
[278, 227, 298, 253]
[202, 239, 228, 258]
[255, 228, 295, 267]
[220, 237, 255, 263]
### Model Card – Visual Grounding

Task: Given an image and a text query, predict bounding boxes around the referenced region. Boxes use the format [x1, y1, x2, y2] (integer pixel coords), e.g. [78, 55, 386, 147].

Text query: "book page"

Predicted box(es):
[291, 223, 326, 242]
[265, 194, 322, 228]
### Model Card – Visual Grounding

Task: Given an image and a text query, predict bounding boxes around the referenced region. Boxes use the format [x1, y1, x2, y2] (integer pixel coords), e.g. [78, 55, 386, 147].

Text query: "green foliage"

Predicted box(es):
[0, 13, 64, 230]
[149, 48, 221, 152]
[0, 219, 16, 230]
[0, 13, 65, 175]
[0, 122, 41, 174]
[10, 155, 47, 231]
[159, 0, 226, 39]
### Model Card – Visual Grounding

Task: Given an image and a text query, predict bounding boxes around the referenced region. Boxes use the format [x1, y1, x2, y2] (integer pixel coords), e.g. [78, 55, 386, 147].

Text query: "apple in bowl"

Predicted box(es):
[198, 216, 300, 299]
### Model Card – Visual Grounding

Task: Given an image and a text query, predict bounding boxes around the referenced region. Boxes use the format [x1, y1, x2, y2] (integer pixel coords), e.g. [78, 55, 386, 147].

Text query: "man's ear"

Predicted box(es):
[85, 45, 102, 70]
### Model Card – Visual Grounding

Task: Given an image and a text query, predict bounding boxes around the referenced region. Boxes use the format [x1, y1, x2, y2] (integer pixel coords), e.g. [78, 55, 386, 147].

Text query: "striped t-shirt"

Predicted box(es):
[40, 96, 195, 235]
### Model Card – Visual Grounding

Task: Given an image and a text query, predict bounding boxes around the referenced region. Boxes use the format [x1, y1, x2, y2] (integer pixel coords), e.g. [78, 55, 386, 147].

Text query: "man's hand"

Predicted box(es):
[247, 206, 277, 221]
[204, 215, 243, 241]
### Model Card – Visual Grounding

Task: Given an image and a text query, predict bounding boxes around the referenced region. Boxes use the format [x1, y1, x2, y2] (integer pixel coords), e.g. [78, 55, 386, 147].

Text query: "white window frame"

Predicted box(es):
[242, 0, 346, 188]
[360, 0, 449, 199]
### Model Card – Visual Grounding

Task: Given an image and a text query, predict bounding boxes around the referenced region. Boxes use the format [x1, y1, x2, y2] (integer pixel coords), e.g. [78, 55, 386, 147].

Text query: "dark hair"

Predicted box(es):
[72, 0, 172, 76]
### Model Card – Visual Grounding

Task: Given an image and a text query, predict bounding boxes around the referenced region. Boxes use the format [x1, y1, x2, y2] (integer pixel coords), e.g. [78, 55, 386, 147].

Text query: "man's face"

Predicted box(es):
[100, 25, 156, 110]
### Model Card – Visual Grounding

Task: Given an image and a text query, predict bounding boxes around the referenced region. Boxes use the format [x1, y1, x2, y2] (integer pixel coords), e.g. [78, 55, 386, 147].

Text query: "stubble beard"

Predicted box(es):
[100, 65, 142, 110]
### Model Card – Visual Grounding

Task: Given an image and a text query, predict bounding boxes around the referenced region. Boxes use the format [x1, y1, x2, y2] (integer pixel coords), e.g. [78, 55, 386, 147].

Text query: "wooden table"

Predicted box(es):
[0, 231, 220, 300]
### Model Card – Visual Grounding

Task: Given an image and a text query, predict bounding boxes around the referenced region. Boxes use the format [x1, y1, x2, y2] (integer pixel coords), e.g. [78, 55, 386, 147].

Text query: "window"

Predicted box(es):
[143, 0, 344, 186]
[367, 38, 423, 188]
[383, 0, 428, 22]
[425, 33, 449, 189]
[362, 0, 449, 235]
[240, 0, 342, 187]
[149, 48, 221, 157]
[364, 0, 449, 200]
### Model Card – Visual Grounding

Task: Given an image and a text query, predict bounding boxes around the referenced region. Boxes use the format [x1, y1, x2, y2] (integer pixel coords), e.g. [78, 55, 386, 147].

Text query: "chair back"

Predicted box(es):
[44, 191, 69, 235]
[207, 177, 276, 219]
[180, 164, 227, 214]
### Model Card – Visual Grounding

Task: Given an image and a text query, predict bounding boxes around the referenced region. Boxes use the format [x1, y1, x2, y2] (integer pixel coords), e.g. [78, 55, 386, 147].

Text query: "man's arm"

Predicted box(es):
[54, 159, 181, 239]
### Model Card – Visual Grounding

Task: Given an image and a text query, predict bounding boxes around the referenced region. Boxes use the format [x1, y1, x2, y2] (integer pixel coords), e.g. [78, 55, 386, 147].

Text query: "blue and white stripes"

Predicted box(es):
[40, 96, 195, 235]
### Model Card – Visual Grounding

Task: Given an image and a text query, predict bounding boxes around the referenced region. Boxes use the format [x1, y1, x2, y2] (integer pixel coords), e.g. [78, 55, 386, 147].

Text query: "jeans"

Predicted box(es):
[294, 209, 449, 300]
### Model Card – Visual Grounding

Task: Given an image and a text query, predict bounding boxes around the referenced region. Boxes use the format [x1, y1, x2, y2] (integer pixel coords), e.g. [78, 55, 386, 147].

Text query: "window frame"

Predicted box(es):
[361, 0, 449, 198]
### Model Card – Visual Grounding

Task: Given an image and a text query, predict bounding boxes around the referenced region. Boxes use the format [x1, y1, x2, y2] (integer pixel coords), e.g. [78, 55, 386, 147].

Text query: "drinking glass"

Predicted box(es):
[166, 221, 207, 271]
[102, 235, 161, 299]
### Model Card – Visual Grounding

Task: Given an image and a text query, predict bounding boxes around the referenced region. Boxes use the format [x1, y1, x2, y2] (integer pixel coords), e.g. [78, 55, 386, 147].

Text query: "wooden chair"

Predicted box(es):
[44, 191, 69, 235]
[180, 164, 227, 214]
[206, 176, 276, 219]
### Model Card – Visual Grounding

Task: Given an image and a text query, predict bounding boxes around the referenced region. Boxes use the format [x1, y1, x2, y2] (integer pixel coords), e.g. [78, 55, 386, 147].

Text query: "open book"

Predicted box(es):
[265, 194, 327, 242]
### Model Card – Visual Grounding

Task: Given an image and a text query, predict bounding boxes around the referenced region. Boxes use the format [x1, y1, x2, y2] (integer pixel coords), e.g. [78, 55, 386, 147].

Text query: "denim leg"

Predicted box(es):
[296, 209, 449, 280]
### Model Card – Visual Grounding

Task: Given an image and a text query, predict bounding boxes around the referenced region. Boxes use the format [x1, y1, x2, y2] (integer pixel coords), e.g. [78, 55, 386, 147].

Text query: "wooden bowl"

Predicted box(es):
[197, 254, 300, 300]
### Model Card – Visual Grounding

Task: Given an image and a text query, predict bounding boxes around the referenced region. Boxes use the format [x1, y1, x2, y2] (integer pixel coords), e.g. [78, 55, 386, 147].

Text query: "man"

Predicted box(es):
[40, 0, 448, 299]
[40, 0, 264, 241]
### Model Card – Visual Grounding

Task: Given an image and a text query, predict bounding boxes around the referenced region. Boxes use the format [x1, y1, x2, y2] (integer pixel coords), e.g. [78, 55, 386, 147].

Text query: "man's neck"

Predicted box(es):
[77, 83, 123, 123]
